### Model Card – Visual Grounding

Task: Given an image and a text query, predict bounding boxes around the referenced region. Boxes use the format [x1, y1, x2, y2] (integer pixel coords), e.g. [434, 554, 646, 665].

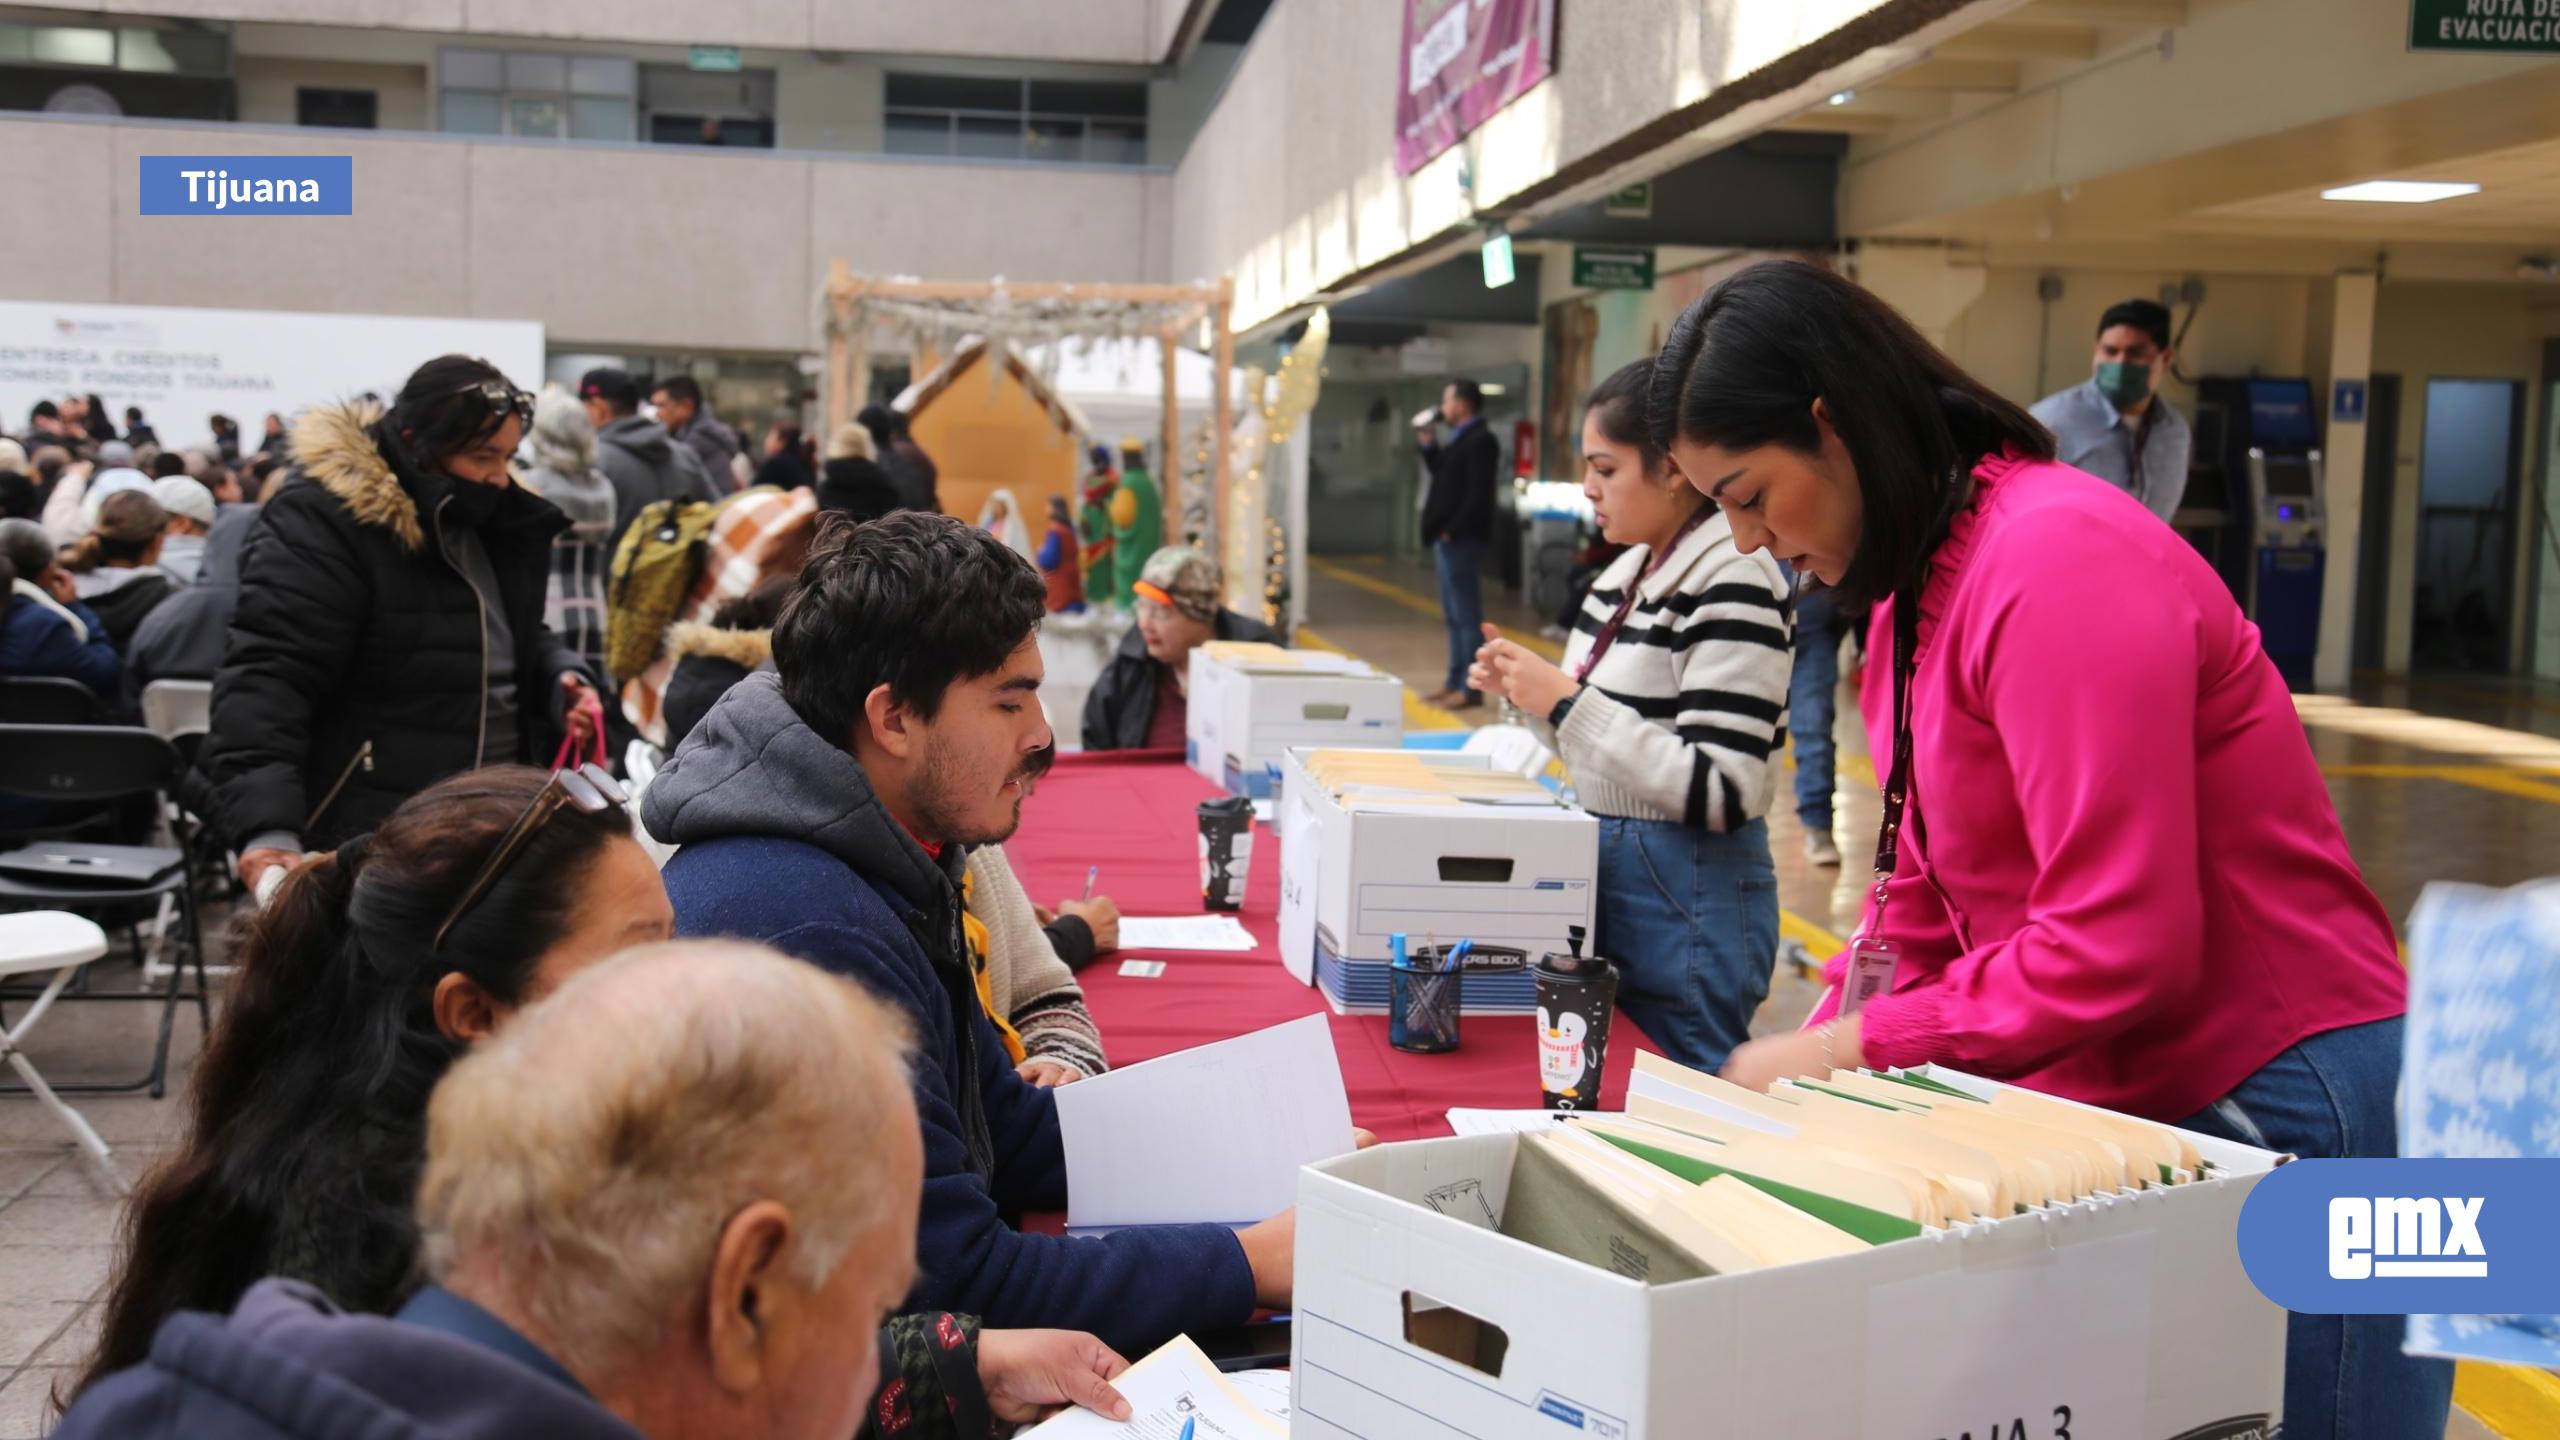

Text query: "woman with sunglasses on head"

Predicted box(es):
[1680, 263, 2434, 1440]
[202, 355, 605, 896]
[72, 766, 1133, 1437]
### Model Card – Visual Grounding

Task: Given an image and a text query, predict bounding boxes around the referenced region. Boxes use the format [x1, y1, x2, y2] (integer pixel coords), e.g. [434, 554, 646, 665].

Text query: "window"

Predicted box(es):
[882, 72, 1147, 165]
[297, 86, 377, 129]
[0, 19, 228, 74]
[637, 63, 775, 149]
[440, 46, 634, 142]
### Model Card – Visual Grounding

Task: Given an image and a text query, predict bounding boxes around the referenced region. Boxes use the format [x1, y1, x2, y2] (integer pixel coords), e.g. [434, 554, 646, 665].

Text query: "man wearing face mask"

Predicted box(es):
[2030, 298, 2190, 524]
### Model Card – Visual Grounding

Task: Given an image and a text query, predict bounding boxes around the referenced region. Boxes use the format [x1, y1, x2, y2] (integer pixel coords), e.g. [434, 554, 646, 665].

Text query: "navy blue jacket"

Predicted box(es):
[2, 585, 118, 696]
[643, 672, 1256, 1354]
[53, 1280, 639, 1440]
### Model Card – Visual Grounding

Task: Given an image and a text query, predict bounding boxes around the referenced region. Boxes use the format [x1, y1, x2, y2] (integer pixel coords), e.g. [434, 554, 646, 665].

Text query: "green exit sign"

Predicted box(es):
[1573, 245, 1655, 291]
[2409, 1, 2560, 52]
[689, 44, 743, 72]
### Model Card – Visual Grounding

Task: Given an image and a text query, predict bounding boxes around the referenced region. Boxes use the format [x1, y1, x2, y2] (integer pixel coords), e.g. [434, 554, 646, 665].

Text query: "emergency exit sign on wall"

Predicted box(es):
[1573, 246, 1655, 290]
[2409, 1, 2560, 53]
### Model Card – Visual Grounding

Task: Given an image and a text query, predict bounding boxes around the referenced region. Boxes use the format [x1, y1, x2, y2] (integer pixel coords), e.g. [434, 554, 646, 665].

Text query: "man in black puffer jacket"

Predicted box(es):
[203, 358, 600, 893]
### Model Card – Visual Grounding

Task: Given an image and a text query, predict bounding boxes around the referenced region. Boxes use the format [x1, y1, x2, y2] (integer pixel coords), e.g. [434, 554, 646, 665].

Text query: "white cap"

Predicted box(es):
[153, 476, 217, 527]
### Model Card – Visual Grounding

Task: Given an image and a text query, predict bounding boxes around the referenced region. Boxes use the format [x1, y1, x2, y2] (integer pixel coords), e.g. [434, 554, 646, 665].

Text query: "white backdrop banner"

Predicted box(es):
[0, 299, 544, 453]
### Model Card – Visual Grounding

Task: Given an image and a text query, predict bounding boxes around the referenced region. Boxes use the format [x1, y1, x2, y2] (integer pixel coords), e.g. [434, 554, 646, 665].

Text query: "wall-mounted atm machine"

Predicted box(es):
[2197, 377, 2324, 688]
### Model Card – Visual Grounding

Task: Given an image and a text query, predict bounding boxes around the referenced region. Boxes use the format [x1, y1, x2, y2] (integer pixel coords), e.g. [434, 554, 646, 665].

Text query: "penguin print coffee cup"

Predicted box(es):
[1197, 796, 1253, 911]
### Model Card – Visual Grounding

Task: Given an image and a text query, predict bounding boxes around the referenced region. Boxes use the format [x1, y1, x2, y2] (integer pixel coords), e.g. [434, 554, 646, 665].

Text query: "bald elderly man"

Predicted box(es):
[55, 942, 1131, 1440]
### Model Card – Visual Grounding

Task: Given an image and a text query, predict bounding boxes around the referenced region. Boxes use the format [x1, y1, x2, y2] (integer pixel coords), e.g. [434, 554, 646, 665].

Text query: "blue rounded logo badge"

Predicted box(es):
[2235, 1158, 2560, 1314]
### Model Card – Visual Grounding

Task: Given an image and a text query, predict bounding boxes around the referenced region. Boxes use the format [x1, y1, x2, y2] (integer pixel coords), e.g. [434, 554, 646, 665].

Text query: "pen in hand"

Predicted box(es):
[1082, 864, 1099, 902]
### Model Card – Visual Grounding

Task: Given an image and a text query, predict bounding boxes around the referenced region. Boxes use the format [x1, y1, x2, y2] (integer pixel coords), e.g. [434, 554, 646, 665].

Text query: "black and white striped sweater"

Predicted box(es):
[1531, 510, 1793, 831]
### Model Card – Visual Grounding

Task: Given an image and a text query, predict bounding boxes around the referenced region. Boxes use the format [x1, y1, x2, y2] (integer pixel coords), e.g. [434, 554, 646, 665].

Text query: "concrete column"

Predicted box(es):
[1848, 245, 1987, 350]
[2315, 273, 2377, 692]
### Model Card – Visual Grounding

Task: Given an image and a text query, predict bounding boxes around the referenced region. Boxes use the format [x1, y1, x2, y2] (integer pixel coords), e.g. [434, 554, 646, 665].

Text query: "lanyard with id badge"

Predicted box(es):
[1839, 591, 1922, 1018]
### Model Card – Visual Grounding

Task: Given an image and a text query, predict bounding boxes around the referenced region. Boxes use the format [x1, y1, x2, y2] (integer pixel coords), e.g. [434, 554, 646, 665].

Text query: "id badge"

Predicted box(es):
[1838, 936, 1900, 1017]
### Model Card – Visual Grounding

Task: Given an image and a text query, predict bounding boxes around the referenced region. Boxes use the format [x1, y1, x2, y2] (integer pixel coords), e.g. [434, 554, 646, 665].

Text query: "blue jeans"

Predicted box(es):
[1433, 537, 1486, 694]
[2175, 1018, 2453, 1440]
[1591, 815, 1778, 1073]
[1788, 588, 1841, 831]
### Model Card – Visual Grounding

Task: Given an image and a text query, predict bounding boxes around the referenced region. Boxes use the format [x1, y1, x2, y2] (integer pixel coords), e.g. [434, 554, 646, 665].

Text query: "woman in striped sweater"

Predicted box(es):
[1472, 359, 1793, 1072]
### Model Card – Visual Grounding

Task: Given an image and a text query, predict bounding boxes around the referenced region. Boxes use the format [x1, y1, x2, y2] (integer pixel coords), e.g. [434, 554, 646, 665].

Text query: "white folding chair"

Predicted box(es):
[138, 679, 218, 980]
[0, 911, 120, 1173]
[138, 679, 212, 742]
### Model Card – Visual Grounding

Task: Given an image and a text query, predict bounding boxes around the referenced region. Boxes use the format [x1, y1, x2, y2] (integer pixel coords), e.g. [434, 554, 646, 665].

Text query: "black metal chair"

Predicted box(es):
[0, 724, 211, 1098]
[0, 676, 102, 725]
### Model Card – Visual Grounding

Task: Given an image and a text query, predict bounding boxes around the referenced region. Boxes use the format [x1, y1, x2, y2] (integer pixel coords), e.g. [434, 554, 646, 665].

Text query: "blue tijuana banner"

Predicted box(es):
[1395, 0, 1557, 175]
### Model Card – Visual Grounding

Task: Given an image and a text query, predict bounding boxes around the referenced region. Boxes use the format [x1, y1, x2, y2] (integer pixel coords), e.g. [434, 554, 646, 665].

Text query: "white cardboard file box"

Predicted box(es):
[1278, 747, 1596, 1014]
[1185, 645, 1403, 799]
[1291, 1069, 2289, 1440]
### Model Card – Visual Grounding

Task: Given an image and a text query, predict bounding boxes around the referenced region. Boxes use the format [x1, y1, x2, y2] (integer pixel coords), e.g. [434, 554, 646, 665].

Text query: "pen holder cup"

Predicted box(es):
[1390, 944, 1464, 1054]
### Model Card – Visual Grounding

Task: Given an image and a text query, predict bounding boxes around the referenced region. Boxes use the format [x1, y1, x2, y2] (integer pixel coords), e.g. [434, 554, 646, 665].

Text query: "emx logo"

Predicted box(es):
[2329, 1196, 2486, 1279]
[2237, 1159, 2558, 1314]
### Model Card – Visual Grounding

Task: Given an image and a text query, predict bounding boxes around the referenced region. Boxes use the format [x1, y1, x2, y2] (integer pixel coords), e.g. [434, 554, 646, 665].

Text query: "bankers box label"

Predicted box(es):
[140, 156, 352, 216]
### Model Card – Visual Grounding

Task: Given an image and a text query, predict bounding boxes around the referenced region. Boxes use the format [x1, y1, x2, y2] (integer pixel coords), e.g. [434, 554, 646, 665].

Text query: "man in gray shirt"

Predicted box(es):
[2031, 297, 2191, 523]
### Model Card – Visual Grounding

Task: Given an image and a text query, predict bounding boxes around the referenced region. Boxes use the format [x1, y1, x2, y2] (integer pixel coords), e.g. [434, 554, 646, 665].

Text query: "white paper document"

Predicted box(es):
[1117, 915, 1260, 953]
[1445, 1108, 1561, 1137]
[1017, 1336, 1287, 1439]
[1055, 1013, 1353, 1228]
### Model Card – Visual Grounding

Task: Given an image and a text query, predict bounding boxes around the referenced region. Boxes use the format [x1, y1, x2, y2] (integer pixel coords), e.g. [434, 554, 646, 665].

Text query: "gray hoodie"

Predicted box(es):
[591, 414, 720, 545]
[131, 504, 259, 684]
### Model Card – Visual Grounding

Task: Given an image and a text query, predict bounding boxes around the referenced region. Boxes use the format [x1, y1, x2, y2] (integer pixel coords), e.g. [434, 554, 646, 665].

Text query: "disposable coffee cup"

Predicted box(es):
[1197, 795, 1253, 911]
[1533, 927, 1616, 1110]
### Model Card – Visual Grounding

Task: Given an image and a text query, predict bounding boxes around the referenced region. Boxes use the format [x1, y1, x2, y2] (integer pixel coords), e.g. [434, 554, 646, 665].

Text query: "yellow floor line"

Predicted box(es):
[2456, 1361, 2560, 1439]
[2321, 763, 2560, 807]
[1782, 910, 1849, 963]
[1306, 554, 1568, 663]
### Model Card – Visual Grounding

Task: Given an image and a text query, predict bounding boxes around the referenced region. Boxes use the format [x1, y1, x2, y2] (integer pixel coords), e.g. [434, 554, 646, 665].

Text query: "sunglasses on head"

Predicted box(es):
[431, 764, 627, 951]
[441, 377, 536, 428]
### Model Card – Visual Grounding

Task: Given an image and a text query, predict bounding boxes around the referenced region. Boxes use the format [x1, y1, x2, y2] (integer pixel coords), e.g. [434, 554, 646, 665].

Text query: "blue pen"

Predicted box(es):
[1082, 864, 1099, 902]
[1178, 1418, 1196, 1440]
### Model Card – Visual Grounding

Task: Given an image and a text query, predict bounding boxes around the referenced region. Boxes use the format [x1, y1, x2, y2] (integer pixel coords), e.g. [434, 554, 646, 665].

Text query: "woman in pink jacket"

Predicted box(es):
[1654, 262, 2439, 1440]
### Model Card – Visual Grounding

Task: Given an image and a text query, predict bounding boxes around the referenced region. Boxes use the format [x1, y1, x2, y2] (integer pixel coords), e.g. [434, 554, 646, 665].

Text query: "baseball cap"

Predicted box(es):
[153, 476, 217, 527]
[1134, 545, 1222, 624]
[578, 368, 641, 411]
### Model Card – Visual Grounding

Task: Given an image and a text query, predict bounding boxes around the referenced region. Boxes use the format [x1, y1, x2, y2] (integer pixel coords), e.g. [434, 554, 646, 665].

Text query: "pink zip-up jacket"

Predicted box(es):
[1812, 452, 2405, 1121]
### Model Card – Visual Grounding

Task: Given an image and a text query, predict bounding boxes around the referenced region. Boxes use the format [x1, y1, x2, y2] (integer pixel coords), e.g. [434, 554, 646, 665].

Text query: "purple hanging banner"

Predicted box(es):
[1394, 0, 1557, 176]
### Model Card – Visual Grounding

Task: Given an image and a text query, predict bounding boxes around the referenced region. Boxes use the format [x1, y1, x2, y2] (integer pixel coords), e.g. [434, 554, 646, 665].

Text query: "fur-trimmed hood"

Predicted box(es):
[286, 401, 423, 551]
[664, 622, 772, 670]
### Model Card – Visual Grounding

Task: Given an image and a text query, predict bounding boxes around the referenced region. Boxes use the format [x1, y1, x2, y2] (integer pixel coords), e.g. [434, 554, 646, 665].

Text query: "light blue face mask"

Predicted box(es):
[2094, 359, 2154, 409]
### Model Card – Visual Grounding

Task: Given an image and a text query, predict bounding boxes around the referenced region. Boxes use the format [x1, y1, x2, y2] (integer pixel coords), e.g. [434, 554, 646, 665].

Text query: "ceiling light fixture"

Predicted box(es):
[2319, 180, 2480, 204]
[1827, 90, 1855, 106]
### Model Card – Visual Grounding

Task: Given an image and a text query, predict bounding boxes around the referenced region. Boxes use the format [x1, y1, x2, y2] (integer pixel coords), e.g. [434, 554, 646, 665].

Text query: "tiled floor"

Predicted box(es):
[0, 555, 2551, 1436]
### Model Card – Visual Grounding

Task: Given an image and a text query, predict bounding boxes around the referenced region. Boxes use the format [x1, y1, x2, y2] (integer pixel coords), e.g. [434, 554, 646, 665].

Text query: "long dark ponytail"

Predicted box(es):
[1649, 260, 2051, 608]
[73, 767, 629, 1403]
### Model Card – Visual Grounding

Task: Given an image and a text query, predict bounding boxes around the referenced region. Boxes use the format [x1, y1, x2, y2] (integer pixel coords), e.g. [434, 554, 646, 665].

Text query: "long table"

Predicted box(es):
[1005, 750, 1653, 1141]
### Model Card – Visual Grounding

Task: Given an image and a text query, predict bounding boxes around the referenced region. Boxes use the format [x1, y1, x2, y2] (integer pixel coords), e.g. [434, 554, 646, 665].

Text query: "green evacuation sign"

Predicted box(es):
[1573, 245, 1655, 290]
[2409, 0, 2560, 52]
[688, 45, 743, 72]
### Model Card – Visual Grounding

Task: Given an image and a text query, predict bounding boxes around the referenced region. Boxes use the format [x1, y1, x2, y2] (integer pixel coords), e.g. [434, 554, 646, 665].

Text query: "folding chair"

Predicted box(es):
[0, 911, 118, 1171]
[0, 676, 102, 725]
[0, 724, 211, 1098]
[139, 679, 212, 745]
[139, 679, 229, 923]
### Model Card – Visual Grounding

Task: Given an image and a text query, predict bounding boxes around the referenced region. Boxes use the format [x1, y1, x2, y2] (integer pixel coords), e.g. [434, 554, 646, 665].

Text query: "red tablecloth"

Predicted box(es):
[1007, 750, 1653, 1142]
